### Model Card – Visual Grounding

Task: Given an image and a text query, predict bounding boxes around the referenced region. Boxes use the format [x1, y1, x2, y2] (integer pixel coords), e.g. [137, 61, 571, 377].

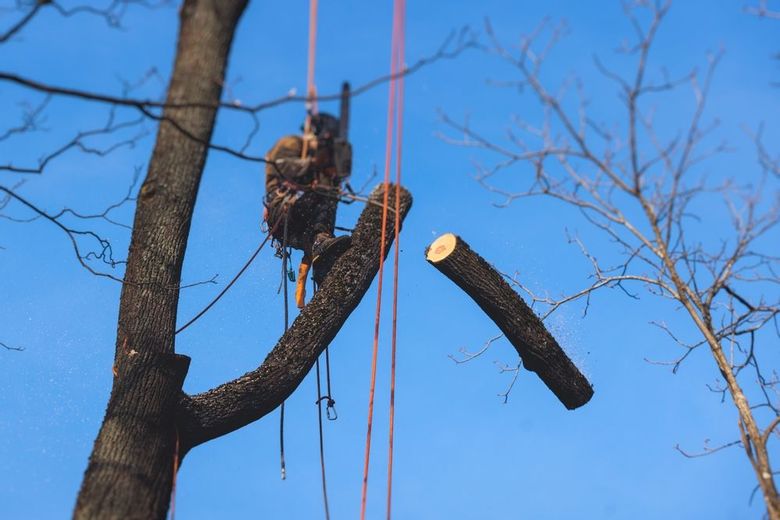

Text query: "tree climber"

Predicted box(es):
[264, 112, 353, 307]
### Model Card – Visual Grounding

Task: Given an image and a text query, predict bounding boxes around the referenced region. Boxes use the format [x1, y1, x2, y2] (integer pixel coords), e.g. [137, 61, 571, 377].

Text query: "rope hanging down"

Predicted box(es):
[360, 0, 406, 518]
[286, 2, 335, 519]
[301, 0, 319, 158]
[304, 3, 336, 517]
[386, 2, 406, 516]
[279, 214, 291, 480]
[175, 225, 279, 335]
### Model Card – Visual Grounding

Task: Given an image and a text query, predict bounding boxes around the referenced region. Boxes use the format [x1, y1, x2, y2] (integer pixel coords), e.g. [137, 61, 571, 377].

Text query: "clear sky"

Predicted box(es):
[1, 1, 779, 518]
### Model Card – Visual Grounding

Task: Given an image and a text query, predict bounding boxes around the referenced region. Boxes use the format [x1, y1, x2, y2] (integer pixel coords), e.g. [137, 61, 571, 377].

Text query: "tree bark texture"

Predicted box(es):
[425, 233, 594, 410]
[178, 185, 413, 449]
[74, 1, 249, 518]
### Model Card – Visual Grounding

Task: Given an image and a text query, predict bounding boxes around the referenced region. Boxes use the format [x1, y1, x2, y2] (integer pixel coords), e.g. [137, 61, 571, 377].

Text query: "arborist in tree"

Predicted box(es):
[264, 112, 353, 308]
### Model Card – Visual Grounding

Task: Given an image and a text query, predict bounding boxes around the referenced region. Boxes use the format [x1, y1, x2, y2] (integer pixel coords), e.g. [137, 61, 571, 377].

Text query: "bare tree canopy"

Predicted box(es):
[441, 1, 780, 516]
[1, 1, 779, 519]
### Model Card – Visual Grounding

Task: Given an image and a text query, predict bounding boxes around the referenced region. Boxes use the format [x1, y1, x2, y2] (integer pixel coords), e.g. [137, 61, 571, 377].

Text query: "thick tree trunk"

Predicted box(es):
[426, 233, 593, 410]
[178, 184, 413, 449]
[74, 1, 248, 518]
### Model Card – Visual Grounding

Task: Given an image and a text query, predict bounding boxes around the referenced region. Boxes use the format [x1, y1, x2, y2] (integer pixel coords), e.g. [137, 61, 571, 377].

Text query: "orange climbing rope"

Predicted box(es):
[301, 0, 319, 158]
[387, 2, 406, 518]
[360, 0, 406, 518]
[307, 0, 318, 115]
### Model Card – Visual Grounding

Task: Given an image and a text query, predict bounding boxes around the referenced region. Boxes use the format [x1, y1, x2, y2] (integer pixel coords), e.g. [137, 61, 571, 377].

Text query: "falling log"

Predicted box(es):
[425, 233, 594, 410]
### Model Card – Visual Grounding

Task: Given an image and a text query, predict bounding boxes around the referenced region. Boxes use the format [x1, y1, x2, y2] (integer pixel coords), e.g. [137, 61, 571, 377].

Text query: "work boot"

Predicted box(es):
[311, 233, 352, 285]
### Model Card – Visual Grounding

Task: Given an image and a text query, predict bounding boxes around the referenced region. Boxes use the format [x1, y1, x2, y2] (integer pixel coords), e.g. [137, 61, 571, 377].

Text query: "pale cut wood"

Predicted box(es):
[426, 232, 457, 262]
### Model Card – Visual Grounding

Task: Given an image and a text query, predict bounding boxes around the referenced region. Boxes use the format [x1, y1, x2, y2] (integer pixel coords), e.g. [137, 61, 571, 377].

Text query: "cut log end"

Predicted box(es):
[426, 232, 458, 263]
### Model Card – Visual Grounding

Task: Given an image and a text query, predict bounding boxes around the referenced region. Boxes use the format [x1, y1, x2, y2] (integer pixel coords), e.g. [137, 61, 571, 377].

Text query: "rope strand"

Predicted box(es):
[302, 0, 319, 158]
[279, 213, 290, 480]
[360, 1, 405, 517]
[315, 357, 332, 520]
[387, 2, 406, 517]
[175, 221, 279, 335]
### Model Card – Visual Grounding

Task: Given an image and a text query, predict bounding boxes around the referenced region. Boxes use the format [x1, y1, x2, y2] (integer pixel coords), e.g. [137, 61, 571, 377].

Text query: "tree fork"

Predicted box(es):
[178, 184, 413, 449]
[425, 233, 593, 409]
[74, 1, 249, 518]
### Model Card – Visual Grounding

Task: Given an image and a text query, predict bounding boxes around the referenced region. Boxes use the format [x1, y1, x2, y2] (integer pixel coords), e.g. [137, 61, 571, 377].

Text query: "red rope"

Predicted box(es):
[307, 0, 319, 114]
[302, 0, 319, 159]
[361, 1, 406, 518]
[387, 2, 405, 518]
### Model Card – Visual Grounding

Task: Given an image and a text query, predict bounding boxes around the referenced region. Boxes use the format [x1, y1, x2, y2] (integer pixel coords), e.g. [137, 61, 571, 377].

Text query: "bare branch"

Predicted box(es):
[0, 0, 49, 44]
[0, 340, 24, 352]
[675, 439, 742, 458]
[495, 361, 522, 404]
[448, 333, 504, 364]
[746, 0, 780, 20]
[442, 3, 780, 512]
[0, 27, 477, 116]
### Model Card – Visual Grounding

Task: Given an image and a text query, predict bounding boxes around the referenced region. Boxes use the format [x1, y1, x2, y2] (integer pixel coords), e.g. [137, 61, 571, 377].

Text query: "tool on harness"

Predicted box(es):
[296, 257, 311, 308]
[316, 395, 338, 420]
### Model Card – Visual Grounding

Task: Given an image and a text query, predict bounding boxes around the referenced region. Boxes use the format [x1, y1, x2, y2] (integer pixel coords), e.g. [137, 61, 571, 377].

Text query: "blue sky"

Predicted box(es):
[1, 1, 779, 518]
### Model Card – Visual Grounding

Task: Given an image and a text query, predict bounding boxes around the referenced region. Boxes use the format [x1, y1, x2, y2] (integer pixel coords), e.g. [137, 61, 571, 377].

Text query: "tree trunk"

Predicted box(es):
[426, 233, 593, 410]
[74, 1, 248, 518]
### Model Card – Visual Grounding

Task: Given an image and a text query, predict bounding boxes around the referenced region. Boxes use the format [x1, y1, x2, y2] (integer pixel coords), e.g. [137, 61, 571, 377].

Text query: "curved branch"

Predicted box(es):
[177, 184, 412, 450]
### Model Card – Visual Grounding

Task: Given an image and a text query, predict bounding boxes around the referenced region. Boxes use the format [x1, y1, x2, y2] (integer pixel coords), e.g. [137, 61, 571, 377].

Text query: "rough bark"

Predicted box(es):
[425, 233, 593, 410]
[178, 184, 413, 450]
[74, 1, 249, 519]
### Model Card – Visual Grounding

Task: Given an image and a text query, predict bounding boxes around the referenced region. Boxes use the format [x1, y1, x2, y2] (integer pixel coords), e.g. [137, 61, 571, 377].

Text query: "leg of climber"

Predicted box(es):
[305, 190, 351, 285]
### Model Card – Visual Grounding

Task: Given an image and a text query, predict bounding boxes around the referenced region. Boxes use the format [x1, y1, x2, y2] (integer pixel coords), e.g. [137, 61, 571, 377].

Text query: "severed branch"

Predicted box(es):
[176, 183, 412, 450]
[426, 233, 594, 410]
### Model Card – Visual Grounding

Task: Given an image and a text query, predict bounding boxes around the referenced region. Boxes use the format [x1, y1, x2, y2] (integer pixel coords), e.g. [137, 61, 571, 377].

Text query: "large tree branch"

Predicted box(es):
[177, 184, 412, 450]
